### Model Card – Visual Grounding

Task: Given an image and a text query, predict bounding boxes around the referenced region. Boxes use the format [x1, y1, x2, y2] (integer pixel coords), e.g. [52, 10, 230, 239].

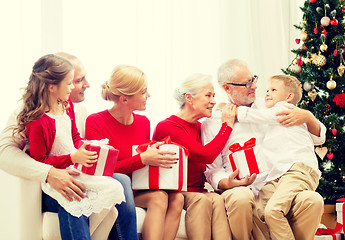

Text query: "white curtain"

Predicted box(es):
[0, 0, 303, 130]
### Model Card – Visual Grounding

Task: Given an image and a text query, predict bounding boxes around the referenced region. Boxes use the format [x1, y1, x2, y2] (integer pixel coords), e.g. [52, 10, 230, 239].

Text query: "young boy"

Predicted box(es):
[236, 75, 325, 239]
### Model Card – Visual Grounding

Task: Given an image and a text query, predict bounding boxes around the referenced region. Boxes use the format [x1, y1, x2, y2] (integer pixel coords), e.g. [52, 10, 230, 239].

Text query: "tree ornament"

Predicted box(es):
[325, 103, 332, 113]
[291, 64, 302, 73]
[337, 64, 345, 76]
[315, 146, 328, 160]
[303, 81, 314, 91]
[330, 18, 338, 25]
[333, 93, 345, 108]
[321, 16, 331, 26]
[320, 43, 328, 52]
[342, 6, 345, 12]
[295, 38, 300, 44]
[309, 0, 316, 2]
[299, 31, 308, 41]
[297, 54, 303, 66]
[332, 129, 337, 135]
[308, 90, 317, 101]
[316, 7, 324, 15]
[334, 49, 338, 56]
[327, 153, 334, 160]
[326, 80, 336, 90]
[303, 57, 311, 64]
[312, 53, 327, 67]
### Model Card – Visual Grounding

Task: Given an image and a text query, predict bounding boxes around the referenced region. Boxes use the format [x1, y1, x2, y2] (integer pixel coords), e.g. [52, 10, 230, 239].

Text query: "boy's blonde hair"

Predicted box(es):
[270, 75, 302, 105]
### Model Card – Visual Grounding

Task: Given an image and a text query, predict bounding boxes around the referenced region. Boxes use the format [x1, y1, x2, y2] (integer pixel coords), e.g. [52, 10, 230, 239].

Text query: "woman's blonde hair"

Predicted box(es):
[101, 65, 146, 101]
[14, 54, 74, 135]
[174, 73, 213, 109]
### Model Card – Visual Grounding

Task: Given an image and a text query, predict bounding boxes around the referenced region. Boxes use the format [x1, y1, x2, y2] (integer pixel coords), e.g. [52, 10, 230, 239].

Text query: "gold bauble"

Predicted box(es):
[320, 43, 328, 52]
[303, 57, 311, 64]
[312, 54, 327, 67]
[308, 90, 317, 102]
[337, 64, 345, 76]
[299, 31, 308, 41]
[326, 80, 337, 90]
[321, 16, 331, 26]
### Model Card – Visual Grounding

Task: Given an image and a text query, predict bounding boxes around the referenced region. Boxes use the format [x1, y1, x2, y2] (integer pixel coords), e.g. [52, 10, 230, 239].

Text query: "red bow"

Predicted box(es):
[229, 138, 256, 152]
[135, 136, 188, 155]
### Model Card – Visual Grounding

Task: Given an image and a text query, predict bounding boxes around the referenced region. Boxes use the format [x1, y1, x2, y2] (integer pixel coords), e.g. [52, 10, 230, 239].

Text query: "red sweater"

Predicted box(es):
[152, 115, 232, 192]
[85, 110, 149, 175]
[25, 100, 84, 169]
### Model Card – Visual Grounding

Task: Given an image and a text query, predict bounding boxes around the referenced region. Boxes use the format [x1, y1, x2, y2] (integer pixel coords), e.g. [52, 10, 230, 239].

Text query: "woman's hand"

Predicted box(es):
[70, 141, 98, 167]
[221, 103, 237, 127]
[140, 142, 178, 168]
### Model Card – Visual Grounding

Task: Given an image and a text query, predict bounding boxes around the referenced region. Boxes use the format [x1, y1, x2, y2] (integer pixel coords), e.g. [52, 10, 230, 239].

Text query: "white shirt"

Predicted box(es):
[237, 101, 324, 184]
[201, 98, 326, 195]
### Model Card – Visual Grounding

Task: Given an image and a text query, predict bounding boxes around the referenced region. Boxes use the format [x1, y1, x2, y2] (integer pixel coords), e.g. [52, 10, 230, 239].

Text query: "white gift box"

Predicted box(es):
[336, 202, 344, 233]
[314, 234, 342, 240]
[132, 143, 188, 191]
[228, 138, 267, 179]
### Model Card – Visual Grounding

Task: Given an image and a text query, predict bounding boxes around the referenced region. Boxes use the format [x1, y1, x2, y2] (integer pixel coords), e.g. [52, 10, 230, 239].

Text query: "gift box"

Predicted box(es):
[336, 198, 345, 233]
[74, 139, 119, 177]
[228, 138, 267, 179]
[314, 234, 343, 240]
[131, 137, 188, 191]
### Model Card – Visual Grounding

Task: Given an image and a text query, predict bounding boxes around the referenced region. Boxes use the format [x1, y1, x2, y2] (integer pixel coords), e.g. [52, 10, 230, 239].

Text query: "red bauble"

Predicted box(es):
[332, 129, 337, 135]
[334, 49, 338, 56]
[295, 38, 300, 44]
[330, 19, 338, 25]
[314, 28, 318, 34]
[342, 6, 345, 12]
[309, 0, 316, 2]
[333, 93, 345, 108]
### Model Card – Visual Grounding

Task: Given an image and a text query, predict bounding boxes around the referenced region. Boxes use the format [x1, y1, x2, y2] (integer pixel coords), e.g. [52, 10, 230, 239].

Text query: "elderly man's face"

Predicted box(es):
[224, 67, 257, 107]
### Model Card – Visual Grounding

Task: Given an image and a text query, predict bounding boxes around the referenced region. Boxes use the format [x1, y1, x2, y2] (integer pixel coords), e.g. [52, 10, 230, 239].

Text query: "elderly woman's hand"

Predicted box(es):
[221, 103, 237, 127]
[140, 142, 179, 168]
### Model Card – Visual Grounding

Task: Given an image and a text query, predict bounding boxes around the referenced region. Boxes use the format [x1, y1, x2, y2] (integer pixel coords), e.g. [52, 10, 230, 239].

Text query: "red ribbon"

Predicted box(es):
[228, 138, 259, 176]
[134, 136, 188, 191]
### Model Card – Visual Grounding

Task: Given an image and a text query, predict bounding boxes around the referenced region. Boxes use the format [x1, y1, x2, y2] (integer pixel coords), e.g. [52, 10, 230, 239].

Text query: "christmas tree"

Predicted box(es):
[283, 0, 345, 203]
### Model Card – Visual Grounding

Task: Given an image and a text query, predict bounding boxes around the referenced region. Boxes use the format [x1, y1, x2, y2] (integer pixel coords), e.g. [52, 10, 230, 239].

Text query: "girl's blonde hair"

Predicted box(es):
[14, 54, 74, 135]
[101, 65, 146, 101]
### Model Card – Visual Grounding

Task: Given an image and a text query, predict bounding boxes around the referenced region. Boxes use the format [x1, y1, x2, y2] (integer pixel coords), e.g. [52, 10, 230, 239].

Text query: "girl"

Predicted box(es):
[85, 65, 183, 240]
[14, 54, 125, 240]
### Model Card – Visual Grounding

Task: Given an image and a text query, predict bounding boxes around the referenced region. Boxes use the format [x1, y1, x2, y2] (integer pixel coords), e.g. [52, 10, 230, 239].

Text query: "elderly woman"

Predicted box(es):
[85, 65, 184, 240]
[152, 73, 236, 240]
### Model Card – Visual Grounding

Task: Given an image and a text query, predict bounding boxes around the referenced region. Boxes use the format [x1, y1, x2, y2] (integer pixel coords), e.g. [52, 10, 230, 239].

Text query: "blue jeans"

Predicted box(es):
[43, 173, 138, 240]
[111, 173, 138, 240]
[42, 193, 91, 240]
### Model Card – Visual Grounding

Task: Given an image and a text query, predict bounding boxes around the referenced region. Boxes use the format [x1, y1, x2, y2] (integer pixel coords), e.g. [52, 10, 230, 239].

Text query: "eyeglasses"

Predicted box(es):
[226, 75, 258, 89]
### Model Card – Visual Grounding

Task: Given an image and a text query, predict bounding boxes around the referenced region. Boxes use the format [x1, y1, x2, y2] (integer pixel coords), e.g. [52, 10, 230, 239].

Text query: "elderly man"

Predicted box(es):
[202, 59, 325, 240]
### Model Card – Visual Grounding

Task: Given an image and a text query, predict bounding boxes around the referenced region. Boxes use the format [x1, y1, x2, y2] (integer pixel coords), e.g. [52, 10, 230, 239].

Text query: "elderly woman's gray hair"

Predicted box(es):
[174, 73, 213, 109]
[217, 59, 250, 87]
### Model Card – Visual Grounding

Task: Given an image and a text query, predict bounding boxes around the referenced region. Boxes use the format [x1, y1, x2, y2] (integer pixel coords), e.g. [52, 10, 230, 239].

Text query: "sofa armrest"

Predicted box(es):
[0, 170, 42, 240]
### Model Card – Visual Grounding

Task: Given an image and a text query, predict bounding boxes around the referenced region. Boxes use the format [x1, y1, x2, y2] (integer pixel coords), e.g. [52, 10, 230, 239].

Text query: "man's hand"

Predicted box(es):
[218, 169, 256, 190]
[276, 105, 321, 136]
[46, 168, 85, 201]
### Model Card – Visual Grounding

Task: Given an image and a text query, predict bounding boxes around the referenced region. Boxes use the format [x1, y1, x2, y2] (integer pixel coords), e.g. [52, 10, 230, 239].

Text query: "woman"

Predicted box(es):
[85, 65, 183, 240]
[152, 73, 236, 240]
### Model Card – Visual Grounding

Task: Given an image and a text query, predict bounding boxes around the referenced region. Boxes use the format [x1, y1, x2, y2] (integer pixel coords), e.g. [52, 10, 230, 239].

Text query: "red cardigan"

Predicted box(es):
[25, 100, 84, 169]
[152, 115, 232, 192]
[85, 110, 150, 175]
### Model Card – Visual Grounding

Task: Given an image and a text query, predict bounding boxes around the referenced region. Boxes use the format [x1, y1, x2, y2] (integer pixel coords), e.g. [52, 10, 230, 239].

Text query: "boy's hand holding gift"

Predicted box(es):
[73, 139, 119, 177]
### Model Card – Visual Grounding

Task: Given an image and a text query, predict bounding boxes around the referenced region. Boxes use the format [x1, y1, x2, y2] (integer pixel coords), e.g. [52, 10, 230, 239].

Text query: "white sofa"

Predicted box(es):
[0, 170, 187, 240]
